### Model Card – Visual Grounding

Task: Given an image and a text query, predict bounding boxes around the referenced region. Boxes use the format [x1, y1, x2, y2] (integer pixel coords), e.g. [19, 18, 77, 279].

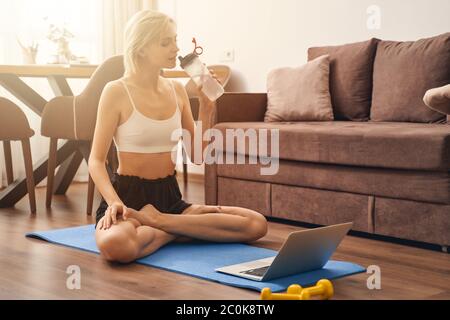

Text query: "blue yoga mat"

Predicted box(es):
[26, 224, 365, 292]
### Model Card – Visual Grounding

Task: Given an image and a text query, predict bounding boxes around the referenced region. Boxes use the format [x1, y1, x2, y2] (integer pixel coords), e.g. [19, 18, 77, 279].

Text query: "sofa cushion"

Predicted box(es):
[264, 54, 333, 122]
[308, 38, 379, 121]
[213, 121, 450, 171]
[371, 33, 450, 123]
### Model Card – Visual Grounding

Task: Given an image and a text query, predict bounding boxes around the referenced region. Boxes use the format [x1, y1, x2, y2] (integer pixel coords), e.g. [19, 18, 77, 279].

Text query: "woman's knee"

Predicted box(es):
[96, 224, 143, 263]
[214, 205, 268, 241]
[232, 208, 268, 242]
[247, 214, 268, 241]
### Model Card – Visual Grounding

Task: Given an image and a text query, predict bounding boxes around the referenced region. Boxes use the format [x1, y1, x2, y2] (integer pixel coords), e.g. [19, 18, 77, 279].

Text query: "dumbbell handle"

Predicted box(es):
[304, 285, 325, 296]
[261, 288, 302, 300]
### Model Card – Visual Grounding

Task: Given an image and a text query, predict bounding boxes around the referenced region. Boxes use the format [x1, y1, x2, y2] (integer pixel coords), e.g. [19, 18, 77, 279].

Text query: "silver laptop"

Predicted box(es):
[215, 222, 353, 281]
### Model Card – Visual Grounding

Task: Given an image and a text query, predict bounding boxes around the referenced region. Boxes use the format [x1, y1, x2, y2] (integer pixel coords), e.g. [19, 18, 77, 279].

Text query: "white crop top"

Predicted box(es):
[113, 79, 182, 153]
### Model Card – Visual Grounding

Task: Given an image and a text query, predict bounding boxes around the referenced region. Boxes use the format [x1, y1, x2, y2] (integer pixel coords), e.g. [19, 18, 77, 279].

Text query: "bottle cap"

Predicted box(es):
[178, 53, 198, 69]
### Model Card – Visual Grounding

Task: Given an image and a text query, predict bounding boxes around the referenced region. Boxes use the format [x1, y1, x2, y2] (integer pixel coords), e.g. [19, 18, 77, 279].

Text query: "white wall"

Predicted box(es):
[160, 0, 450, 92]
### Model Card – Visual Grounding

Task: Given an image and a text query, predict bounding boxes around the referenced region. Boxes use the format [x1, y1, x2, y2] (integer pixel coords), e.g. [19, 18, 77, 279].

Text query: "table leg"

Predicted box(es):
[0, 74, 46, 115]
[53, 148, 84, 195]
[47, 75, 73, 96]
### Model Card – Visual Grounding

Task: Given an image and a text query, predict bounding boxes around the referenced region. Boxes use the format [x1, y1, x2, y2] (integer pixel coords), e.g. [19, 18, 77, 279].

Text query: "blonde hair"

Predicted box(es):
[123, 10, 175, 75]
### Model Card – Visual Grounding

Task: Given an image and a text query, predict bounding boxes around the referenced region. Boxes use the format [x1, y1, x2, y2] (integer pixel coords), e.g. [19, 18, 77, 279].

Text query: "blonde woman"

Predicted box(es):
[89, 10, 268, 263]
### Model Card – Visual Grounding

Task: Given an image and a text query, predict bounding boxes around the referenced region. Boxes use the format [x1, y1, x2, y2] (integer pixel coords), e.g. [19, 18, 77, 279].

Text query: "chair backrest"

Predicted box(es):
[0, 97, 34, 140]
[76, 55, 125, 140]
[41, 55, 125, 141]
[77, 55, 125, 110]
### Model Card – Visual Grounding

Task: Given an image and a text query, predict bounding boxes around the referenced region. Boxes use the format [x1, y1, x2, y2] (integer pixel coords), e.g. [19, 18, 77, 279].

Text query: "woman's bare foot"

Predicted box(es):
[123, 204, 161, 227]
[182, 205, 222, 215]
[123, 204, 223, 228]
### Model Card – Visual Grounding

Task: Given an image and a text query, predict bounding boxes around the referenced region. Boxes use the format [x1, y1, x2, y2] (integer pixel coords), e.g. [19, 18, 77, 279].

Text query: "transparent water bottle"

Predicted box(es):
[178, 53, 224, 101]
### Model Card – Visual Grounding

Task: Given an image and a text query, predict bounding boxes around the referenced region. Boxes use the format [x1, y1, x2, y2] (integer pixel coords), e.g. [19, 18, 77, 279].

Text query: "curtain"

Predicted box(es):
[0, 0, 156, 188]
[101, 0, 156, 59]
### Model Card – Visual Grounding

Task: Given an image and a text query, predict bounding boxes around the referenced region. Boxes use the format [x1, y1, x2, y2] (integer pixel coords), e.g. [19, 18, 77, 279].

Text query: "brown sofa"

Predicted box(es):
[204, 33, 450, 248]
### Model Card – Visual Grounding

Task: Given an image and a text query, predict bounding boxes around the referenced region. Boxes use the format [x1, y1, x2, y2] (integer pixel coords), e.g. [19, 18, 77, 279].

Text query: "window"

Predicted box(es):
[0, 0, 102, 65]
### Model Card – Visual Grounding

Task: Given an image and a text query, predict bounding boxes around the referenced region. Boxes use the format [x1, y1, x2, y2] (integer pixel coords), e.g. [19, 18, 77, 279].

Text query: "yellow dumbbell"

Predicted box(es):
[300, 279, 334, 300]
[260, 287, 304, 300]
[286, 284, 311, 300]
[260, 279, 334, 300]
[286, 284, 303, 294]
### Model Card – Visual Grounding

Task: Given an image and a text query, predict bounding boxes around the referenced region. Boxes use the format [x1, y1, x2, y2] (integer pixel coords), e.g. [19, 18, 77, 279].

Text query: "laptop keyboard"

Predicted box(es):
[240, 266, 270, 277]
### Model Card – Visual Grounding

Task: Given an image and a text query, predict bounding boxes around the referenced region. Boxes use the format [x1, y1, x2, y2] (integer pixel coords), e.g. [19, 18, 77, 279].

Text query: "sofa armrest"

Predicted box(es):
[423, 84, 450, 124]
[215, 93, 267, 124]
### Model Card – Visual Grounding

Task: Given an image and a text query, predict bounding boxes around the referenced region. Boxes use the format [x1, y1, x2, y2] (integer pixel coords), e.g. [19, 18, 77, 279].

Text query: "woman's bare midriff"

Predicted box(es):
[116, 151, 177, 180]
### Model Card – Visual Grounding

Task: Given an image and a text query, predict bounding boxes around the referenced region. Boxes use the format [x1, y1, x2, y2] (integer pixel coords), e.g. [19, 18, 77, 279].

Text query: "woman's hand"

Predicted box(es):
[99, 201, 128, 230]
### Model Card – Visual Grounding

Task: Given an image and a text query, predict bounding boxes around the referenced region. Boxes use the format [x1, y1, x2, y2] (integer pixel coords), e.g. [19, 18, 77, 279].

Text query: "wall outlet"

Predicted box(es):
[220, 49, 234, 62]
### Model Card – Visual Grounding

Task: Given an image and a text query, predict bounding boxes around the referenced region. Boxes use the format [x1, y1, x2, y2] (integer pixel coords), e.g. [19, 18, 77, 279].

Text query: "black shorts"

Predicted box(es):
[95, 170, 192, 228]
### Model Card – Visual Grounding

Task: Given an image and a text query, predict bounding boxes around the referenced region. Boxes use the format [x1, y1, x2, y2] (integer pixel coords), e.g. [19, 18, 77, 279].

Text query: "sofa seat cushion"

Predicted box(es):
[213, 121, 450, 171]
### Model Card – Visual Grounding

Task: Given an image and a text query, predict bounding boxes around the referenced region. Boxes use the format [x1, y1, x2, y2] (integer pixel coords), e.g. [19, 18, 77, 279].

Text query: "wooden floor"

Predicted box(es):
[0, 174, 449, 300]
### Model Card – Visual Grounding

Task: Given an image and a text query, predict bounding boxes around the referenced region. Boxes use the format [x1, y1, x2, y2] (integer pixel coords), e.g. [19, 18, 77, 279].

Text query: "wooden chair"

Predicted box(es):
[181, 65, 231, 184]
[0, 97, 36, 213]
[41, 55, 124, 215]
